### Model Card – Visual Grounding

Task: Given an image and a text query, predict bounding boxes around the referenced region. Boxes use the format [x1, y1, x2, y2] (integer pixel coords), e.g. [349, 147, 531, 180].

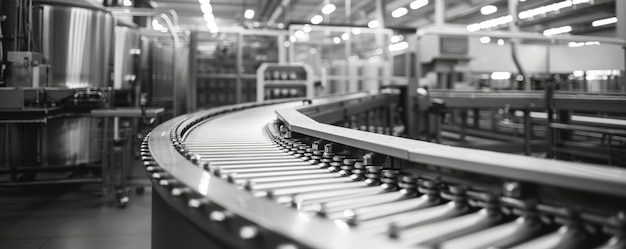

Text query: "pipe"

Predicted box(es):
[508, 0, 526, 90]
[107, 8, 181, 48]
[268, 0, 291, 24]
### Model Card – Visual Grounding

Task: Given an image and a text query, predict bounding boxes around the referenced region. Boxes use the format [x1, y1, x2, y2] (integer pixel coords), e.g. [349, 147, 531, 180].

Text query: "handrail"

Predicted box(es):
[277, 93, 626, 198]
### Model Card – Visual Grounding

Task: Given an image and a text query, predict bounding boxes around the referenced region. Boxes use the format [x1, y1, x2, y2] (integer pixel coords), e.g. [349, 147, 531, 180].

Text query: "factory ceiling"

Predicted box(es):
[150, 0, 617, 36]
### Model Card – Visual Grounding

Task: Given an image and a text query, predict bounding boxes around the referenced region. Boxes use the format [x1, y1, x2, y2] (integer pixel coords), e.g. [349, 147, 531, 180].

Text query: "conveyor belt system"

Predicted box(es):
[143, 92, 626, 249]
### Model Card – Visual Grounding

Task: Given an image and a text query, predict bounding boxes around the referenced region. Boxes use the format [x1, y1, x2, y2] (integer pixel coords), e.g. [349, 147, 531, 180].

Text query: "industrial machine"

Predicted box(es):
[0, 0, 171, 206]
[256, 63, 314, 101]
[143, 92, 626, 249]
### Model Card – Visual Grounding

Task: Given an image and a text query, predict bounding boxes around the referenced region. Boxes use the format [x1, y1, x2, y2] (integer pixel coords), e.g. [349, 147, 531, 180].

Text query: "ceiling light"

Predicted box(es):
[479, 36, 491, 43]
[368, 20, 379, 28]
[480, 5, 497, 15]
[341, 33, 350, 40]
[491, 72, 511, 80]
[201, 4, 212, 13]
[592, 17, 617, 27]
[410, 0, 428, 10]
[466, 24, 480, 32]
[543, 25, 572, 36]
[295, 30, 305, 38]
[333, 37, 341, 44]
[388, 41, 409, 52]
[466, 15, 512, 31]
[497, 39, 504, 45]
[390, 35, 402, 43]
[122, 0, 133, 7]
[283, 41, 291, 47]
[244, 9, 255, 19]
[253, 21, 260, 27]
[311, 15, 323, 24]
[290, 36, 296, 42]
[303, 24, 312, 32]
[351, 28, 361, 35]
[277, 23, 285, 29]
[321, 4, 336, 15]
[199, 0, 210, 3]
[391, 7, 408, 18]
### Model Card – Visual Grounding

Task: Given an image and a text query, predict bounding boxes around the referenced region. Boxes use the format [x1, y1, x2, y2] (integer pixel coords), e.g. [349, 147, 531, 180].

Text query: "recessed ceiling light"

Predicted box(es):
[592, 17, 617, 27]
[321, 4, 336, 15]
[410, 0, 428, 10]
[244, 9, 255, 19]
[480, 5, 497, 15]
[311, 15, 323, 24]
[368, 20, 379, 28]
[391, 7, 408, 18]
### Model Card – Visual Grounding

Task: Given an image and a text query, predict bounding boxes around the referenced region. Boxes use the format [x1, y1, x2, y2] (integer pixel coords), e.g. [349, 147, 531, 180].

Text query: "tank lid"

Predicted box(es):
[35, 0, 109, 12]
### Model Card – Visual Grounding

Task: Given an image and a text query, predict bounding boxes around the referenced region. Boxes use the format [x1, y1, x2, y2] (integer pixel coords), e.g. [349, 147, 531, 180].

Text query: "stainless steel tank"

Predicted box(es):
[113, 25, 141, 89]
[39, 0, 115, 88]
[0, 0, 113, 169]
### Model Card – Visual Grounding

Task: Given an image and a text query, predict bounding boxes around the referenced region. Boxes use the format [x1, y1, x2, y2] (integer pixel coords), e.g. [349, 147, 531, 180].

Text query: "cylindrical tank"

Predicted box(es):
[39, 0, 115, 88]
[0, 0, 113, 168]
[113, 25, 141, 90]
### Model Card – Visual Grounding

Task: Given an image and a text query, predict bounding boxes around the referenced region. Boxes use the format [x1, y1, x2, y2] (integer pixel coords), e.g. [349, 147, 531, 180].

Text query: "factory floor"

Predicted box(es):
[0, 164, 152, 249]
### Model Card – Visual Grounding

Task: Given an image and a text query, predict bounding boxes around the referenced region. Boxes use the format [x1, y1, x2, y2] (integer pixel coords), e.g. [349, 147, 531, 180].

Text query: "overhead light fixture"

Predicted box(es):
[480, 5, 497, 15]
[333, 37, 341, 44]
[368, 20, 379, 28]
[479, 36, 491, 44]
[244, 9, 255, 19]
[391, 7, 408, 18]
[321, 3, 336, 14]
[341, 33, 350, 40]
[543, 25, 572, 36]
[351, 28, 361, 35]
[311, 15, 323, 24]
[491, 72, 511, 80]
[295, 30, 305, 38]
[410, 0, 428, 10]
[497, 39, 504, 46]
[388, 41, 409, 52]
[303, 24, 312, 32]
[122, 0, 133, 7]
[199, 0, 210, 3]
[568, 41, 600, 47]
[592, 17, 617, 27]
[277, 23, 285, 29]
[390, 35, 402, 43]
[201, 4, 212, 13]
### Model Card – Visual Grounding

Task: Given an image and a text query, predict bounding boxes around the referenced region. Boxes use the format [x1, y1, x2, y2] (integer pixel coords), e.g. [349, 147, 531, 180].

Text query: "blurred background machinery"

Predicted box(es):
[0, 0, 186, 206]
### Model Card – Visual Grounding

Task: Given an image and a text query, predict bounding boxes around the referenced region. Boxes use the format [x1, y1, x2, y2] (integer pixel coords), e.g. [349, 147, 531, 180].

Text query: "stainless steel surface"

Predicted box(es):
[146, 92, 625, 248]
[113, 26, 140, 89]
[41, 2, 114, 88]
[276, 106, 626, 198]
[2, 116, 99, 167]
[147, 100, 412, 249]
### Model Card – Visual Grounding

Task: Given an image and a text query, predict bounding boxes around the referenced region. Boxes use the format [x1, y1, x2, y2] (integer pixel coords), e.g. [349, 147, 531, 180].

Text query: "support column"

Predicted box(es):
[188, 31, 198, 112]
[617, 0, 626, 91]
[434, 0, 445, 26]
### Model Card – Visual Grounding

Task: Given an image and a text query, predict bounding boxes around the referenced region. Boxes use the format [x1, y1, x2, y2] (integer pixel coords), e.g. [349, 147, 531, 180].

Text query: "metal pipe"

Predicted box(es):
[107, 8, 181, 48]
[269, 0, 291, 24]
[508, 0, 526, 91]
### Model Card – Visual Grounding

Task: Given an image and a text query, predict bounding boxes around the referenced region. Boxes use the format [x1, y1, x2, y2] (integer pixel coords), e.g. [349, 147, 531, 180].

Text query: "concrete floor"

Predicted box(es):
[0, 178, 152, 249]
